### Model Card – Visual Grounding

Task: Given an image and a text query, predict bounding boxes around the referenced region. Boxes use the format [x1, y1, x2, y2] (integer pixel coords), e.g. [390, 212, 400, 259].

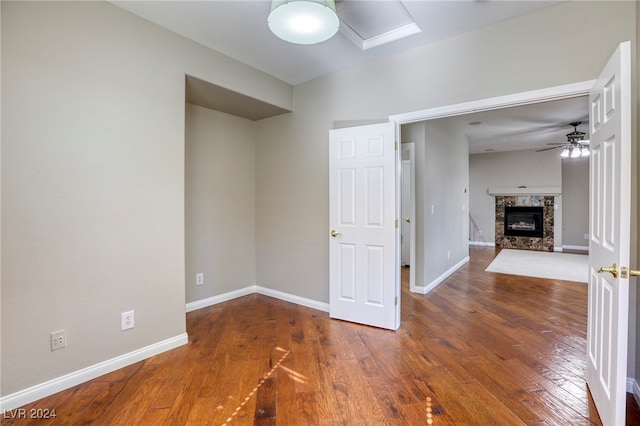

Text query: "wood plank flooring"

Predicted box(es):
[3, 246, 640, 425]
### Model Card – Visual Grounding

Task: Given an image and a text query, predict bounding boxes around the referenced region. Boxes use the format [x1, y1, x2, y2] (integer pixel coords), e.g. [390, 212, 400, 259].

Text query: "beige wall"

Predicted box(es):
[2, 0, 639, 401]
[469, 149, 563, 247]
[1, 1, 291, 396]
[562, 158, 590, 248]
[469, 151, 592, 250]
[403, 119, 469, 287]
[256, 1, 636, 303]
[185, 104, 256, 303]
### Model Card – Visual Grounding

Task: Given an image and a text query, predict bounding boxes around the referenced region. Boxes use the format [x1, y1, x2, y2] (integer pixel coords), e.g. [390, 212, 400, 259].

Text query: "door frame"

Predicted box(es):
[401, 143, 416, 291]
[389, 80, 595, 296]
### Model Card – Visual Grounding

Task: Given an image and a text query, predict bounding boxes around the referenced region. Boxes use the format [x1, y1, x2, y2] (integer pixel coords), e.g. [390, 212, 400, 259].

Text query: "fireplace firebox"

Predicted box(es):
[504, 206, 544, 238]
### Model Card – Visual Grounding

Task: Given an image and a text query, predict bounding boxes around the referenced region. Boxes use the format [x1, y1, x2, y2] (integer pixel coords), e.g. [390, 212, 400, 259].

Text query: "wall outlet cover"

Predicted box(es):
[121, 311, 135, 331]
[51, 330, 66, 351]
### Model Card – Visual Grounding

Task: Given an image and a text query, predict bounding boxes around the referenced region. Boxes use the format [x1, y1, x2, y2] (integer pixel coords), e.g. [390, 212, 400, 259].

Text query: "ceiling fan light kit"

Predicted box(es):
[539, 121, 590, 159]
[268, 0, 340, 45]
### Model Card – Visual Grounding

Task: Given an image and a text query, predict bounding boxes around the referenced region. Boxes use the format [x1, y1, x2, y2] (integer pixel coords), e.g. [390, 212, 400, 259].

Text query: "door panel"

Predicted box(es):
[586, 41, 631, 426]
[329, 122, 399, 330]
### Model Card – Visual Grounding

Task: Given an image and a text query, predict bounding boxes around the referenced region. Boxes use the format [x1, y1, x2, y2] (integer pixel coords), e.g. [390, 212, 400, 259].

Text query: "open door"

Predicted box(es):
[329, 122, 399, 330]
[587, 41, 631, 426]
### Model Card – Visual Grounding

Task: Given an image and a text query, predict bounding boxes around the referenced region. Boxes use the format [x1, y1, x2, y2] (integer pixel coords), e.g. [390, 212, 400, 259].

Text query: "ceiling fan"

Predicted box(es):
[536, 121, 590, 157]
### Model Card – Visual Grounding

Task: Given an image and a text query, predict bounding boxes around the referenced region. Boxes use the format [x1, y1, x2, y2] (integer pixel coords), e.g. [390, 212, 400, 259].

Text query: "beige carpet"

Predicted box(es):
[485, 249, 588, 283]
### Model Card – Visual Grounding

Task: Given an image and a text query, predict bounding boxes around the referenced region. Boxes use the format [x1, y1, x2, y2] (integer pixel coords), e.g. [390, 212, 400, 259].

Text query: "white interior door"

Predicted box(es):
[329, 122, 399, 330]
[401, 159, 410, 265]
[586, 41, 631, 426]
[401, 143, 416, 293]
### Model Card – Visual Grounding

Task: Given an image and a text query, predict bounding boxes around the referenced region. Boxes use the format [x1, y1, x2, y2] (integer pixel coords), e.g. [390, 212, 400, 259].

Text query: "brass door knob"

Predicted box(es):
[598, 263, 618, 278]
[330, 230, 341, 238]
[405, 218, 411, 223]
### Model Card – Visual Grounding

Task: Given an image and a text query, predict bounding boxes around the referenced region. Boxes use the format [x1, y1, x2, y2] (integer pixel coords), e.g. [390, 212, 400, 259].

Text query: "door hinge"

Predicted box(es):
[395, 296, 398, 306]
[395, 219, 399, 228]
[395, 141, 398, 151]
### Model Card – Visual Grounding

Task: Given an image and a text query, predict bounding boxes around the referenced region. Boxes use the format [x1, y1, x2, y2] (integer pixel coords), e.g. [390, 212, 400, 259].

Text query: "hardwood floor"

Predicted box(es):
[4, 246, 640, 424]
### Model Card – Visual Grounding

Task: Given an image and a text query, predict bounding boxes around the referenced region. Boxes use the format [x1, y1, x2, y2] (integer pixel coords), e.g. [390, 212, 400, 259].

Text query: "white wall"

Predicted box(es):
[1, 1, 291, 397]
[185, 104, 256, 303]
[469, 149, 562, 248]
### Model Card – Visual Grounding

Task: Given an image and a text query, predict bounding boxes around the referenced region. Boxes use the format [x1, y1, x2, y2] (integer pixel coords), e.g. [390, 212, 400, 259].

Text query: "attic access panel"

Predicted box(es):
[336, 0, 421, 50]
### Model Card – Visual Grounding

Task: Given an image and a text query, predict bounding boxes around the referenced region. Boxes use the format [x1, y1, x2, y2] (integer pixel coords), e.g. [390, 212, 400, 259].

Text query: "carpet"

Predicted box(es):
[485, 249, 588, 283]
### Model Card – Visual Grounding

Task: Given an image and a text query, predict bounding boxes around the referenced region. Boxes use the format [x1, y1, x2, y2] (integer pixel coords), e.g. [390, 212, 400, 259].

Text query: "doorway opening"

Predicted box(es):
[391, 80, 594, 294]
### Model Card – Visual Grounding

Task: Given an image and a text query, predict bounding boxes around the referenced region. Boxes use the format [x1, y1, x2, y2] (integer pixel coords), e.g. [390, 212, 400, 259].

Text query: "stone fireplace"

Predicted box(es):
[495, 195, 554, 251]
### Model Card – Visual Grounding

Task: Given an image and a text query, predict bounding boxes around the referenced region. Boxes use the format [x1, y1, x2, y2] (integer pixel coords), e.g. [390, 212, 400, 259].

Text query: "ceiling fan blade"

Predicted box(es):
[536, 146, 562, 152]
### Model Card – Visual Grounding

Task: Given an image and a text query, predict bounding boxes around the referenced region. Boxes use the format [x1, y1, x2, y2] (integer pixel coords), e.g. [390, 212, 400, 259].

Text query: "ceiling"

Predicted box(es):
[450, 96, 589, 155]
[109, 0, 561, 86]
[109, 0, 586, 154]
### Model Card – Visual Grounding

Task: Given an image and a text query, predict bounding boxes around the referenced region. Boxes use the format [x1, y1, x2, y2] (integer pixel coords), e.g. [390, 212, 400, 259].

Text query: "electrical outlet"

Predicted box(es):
[584, 233, 589, 240]
[478, 230, 483, 237]
[51, 330, 66, 351]
[447, 250, 451, 260]
[121, 310, 134, 331]
[196, 273, 204, 286]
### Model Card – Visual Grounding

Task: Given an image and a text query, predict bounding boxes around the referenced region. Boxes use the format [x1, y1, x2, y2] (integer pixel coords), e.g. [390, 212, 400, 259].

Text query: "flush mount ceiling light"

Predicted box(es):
[268, 0, 339, 45]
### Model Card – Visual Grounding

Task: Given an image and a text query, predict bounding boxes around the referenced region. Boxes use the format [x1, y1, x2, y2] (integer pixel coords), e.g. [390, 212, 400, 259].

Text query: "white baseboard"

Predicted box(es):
[0, 333, 188, 412]
[562, 245, 589, 252]
[632, 378, 640, 406]
[185, 285, 329, 314]
[185, 286, 256, 312]
[411, 256, 470, 295]
[469, 241, 495, 247]
[256, 286, 330, 312]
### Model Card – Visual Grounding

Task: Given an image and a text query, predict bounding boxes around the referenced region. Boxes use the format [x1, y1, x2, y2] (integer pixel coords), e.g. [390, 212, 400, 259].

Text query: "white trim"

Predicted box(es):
[488, 187, 561, 196]
[185, 286, 256, 312]
[632, 378, 640, 406]
[340, 21, 421, 51]
[389, 80, 595, 124]
[411, 256, 470, 295]
[469, 241, 495, 247]
[256, 286, 330, 313]
[187, 285, 329, 314]
[0, 333, 188, 412]
[562, 245, 589, 252]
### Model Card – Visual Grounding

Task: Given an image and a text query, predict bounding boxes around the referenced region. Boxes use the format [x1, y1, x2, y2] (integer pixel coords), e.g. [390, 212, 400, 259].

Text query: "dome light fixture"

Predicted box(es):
[268, 0, 339, 45]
